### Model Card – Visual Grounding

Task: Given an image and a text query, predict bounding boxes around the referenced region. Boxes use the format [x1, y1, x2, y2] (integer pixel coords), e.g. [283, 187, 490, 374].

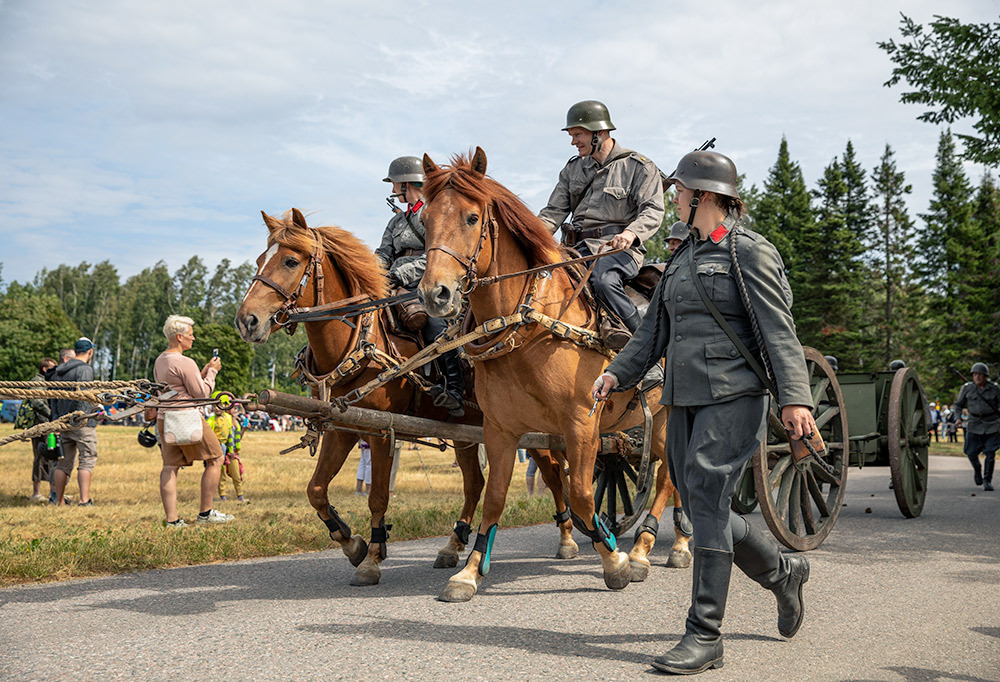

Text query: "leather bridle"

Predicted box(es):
[250, 240, 326, 334]
[425, 202, 498, 295]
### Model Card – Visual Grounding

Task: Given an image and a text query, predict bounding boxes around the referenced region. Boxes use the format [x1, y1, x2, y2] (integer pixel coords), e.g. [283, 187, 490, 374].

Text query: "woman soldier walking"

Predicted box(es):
[592, 149, 815, 675]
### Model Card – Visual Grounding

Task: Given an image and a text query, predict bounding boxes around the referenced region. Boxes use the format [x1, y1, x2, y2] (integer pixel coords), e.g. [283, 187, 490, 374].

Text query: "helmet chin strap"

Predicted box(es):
[685, 189, 702, 232]
[590, 131, 601, 157]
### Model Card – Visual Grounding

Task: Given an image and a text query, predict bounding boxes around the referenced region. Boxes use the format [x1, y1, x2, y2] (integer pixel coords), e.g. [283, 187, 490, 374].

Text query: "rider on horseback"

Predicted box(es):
[538, 100, 665, 334]
[375, 155, 466, 416]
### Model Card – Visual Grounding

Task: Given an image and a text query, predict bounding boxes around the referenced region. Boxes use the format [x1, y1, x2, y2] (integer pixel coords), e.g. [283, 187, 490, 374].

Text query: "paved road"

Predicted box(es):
[2, 455, 999, 681]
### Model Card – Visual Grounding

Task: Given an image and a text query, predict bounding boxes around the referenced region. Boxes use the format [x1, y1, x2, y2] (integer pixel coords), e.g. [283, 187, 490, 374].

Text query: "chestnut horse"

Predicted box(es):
[235, 209, 578, 586]
[419, 149, 691, 602]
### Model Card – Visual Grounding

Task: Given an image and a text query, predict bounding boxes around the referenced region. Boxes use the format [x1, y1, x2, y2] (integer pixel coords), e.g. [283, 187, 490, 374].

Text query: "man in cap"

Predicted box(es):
[376, 156, 466, 416]
[953, 362, 1000, 491]
[538, 100, 664, 333]
[51, 337, 99, 506]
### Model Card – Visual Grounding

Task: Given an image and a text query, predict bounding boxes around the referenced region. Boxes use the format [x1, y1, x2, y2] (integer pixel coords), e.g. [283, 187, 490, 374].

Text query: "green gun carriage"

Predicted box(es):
[732, 348, 931, 551]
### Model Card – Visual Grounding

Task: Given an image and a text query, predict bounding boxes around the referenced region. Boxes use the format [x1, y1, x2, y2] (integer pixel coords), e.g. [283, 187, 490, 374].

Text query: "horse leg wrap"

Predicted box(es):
[571, 510, 616, 553]
[453, 520, 472, 545]
[633, 512, 659, 544]
[553, 509, 571, 525]
[319, 505, 352, 540]
[472, 523, 498, 576]
[673, 507, 694, 538]
[371, 521, 392, 561]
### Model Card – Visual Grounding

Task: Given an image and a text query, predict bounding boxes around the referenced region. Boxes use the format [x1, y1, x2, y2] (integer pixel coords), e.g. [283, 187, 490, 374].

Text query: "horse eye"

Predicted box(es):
[284, 257, 299, 268]
[466, 214, 479, 226]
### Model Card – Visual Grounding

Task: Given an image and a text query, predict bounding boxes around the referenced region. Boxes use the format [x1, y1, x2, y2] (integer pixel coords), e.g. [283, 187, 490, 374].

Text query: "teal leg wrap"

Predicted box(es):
[594, 513, 616, 552]
[472, 523, 498, 576]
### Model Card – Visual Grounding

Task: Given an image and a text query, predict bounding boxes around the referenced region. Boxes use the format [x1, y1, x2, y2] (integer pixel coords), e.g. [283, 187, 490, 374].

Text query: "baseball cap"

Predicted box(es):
[74, 337, 95, 352]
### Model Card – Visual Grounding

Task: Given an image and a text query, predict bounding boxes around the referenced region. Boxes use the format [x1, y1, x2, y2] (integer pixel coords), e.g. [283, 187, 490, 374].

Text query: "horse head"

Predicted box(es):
[235, 208, 324, 343]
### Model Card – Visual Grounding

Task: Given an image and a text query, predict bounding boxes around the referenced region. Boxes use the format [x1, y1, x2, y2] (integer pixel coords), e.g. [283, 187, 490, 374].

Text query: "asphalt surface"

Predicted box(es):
[2, 455, 999, 681]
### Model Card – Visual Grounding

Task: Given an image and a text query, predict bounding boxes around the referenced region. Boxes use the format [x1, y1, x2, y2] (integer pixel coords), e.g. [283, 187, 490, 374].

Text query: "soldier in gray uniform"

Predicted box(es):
[953, 362, 1000, 491]
[592, 150, 815, 675]
[666, 220, 690, 255]
[376, 156, 465, 416]
[538, 100, 664, 332]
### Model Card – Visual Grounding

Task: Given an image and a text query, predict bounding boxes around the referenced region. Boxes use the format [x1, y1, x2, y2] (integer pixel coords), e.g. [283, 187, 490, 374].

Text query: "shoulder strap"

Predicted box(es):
[689, 251, 778, 398]
[568, 150, 634, 215]
[403, 212, 425, 246]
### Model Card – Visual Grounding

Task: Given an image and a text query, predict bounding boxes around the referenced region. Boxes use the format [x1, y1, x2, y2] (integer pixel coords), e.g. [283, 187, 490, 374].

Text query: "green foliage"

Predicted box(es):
[0, 283, 80, 380]
[879, 14, 1000, 166]
[753, 137, 813, 263]
[188, 323, 255, 395]
[644, 188, 680, 263]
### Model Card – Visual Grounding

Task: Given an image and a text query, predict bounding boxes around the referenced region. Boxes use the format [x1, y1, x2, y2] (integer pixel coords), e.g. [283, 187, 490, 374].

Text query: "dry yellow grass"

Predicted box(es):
[0, 424, 556, 587]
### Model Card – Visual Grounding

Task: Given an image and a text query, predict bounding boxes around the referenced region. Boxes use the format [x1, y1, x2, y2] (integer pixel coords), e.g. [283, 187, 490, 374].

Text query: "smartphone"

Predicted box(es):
[212, 348, 219, 358]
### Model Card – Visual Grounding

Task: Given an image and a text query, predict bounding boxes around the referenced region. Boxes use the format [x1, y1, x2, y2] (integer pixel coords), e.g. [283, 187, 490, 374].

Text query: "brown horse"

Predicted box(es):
[234, 209, 578, 586]
[418, 148, 691, 602]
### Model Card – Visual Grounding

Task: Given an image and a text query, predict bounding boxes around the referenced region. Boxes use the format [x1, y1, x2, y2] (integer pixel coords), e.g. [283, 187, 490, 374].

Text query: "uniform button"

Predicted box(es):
[675, 315, 682, 322]
[707, 266, 715, 274]
[680, 276, 687, 282]
[675, 295, 683, 302]
[675, 335, 682, 342]
[730, 350, 738, 358]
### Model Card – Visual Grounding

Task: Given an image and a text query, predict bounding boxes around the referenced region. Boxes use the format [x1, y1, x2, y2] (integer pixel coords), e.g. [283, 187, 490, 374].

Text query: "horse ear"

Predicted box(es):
[261, 211, 281, 232]
[291, 208, 308, 230]
[423, 153, 439, 176]
[471, 147, 488, 176]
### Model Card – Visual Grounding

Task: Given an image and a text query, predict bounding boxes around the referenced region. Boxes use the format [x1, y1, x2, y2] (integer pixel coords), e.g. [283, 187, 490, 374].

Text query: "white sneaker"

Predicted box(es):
[166, 519, 188, 529]
[196, 509, 234, 524]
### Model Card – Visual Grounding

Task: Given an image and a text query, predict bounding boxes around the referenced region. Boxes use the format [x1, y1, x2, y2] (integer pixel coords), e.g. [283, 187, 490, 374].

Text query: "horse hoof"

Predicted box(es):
[344, 536, 369, 568]
[350, 566, 381, 586]
[437, 581, 477, 603]
[667, 550, 692, 569]
[555, 544, 579, 560]
[434, 553, 459, 569]
[604, 554, 631, 591]
[629, 560, 650, 582]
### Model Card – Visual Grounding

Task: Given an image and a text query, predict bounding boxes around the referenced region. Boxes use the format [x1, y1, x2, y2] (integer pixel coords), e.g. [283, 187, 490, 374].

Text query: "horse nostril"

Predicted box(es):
[431, 285, 452, 307]
[246, 314, 258, 331]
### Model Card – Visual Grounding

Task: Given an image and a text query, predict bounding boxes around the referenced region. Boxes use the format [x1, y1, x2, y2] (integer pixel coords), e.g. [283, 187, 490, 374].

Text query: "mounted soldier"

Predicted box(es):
[538, 100, 665, 334]
[375, 156, 465, 416]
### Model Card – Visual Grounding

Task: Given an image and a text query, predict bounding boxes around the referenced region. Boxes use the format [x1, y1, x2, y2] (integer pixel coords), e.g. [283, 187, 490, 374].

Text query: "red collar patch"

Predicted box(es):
[408, 199, 424, 214]
[709, 224, 729, 244]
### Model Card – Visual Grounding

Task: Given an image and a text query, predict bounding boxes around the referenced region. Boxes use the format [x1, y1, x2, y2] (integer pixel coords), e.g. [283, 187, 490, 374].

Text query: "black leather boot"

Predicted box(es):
[733, 522, 809, 638]
[652, 547, 732, 674]
[430, 350, 466, 417]
[623, 309, 642, 333]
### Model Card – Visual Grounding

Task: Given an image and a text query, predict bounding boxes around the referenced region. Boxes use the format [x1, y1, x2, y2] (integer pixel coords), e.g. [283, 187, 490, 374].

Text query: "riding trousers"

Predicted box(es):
[577, 244, 639, 322]
[665, 394, 768, 551]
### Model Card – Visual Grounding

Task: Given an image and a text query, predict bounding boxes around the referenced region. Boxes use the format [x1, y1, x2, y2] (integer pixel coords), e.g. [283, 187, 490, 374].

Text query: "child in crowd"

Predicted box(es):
[355, 440, 371, 495]
[207, 398, 245, 503]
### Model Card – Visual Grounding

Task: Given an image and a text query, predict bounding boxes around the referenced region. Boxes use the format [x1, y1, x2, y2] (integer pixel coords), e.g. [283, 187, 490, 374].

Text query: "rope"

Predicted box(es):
[0, 410, 98, 447]
[0, 388, 118, 403]
[0, 380, 151, 390]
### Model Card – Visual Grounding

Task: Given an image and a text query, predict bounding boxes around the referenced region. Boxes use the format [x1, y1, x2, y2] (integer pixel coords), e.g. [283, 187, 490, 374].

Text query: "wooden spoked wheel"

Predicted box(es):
[753, 348, 849, 551]
[888, 367, 930, 518]
[731, 466, 759, 514]
[594, 447, 655, 538]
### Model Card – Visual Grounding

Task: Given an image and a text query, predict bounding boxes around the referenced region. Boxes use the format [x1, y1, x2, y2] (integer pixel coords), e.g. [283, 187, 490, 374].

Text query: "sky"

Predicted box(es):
[1, 0, 997, 287]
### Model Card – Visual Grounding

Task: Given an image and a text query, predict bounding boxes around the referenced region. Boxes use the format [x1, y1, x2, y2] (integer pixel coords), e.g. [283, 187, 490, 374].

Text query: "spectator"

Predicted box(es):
[51, 338, 98, 507]
[928, 403, 941, 443]
[153, 315, 233, 527]
[355, 440, 371, 495]
[57, 348, 75, 364]
[953, 362, 1000, 491]
[944, 408, 959, 443]
[526, 453, 548, 497]
[28, 358, 57, 503]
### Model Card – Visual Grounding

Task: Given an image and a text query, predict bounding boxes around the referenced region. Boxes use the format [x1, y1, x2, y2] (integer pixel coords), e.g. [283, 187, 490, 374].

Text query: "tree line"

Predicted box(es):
[645, 131, 999, 401]
[0, 257, 307, 396]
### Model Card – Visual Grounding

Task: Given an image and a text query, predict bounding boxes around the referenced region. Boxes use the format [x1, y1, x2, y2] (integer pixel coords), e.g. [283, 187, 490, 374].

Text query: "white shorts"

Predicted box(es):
[356, 447, 371, 484]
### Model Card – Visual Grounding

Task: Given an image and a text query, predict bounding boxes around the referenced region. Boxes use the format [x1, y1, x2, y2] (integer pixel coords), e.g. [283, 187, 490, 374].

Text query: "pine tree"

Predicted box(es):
[970, 173, 1000, 371]
[870, 143, 917, 366]
[754, 137, 814, 265]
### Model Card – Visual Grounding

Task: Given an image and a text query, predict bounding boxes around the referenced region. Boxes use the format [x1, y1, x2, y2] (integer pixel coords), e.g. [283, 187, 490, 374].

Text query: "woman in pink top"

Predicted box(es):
[152, 315, 233, 528]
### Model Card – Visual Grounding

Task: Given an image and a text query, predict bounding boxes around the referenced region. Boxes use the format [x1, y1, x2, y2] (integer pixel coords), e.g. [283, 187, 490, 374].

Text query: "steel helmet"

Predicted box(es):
[562, 100, 616, 132]
[137, 427, 158, 448]
[383, 156, 424, 184]
[665, 150, 740, 199]
[889, 359, 906, 371]
[824, 355, 839, 372]
[668, 221, 690, 241]
[971, 362, 990, 377]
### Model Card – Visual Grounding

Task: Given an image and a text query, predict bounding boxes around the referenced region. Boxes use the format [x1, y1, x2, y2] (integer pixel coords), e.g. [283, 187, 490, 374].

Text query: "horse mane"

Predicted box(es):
[423, 152, 562, 267]
[268, 211, 388, 300]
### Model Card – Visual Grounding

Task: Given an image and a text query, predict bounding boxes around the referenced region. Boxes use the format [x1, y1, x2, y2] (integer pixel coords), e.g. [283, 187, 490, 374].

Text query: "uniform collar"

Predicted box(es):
[708, 214, 739, 244]
[583, 140, 629, 170]
[407, 200, 424, 215]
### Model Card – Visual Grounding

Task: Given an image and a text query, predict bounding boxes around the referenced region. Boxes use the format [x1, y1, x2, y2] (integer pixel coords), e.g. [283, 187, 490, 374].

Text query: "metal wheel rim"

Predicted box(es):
[753, 347, 849, 551]
[888, 367, 930, 518]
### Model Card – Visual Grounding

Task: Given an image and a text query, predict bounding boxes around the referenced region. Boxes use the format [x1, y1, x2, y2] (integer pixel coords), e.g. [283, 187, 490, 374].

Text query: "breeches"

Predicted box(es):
[666, 395, 768, 551]
[577, 245, 639, 321]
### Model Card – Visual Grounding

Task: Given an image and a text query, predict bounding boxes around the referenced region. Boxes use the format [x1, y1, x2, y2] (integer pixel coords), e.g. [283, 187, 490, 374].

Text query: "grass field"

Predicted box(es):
[0, 424, 557, 588]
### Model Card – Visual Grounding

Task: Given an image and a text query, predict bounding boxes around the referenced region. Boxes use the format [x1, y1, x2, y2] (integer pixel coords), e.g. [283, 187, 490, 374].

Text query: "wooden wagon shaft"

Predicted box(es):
[256, 389, 641, 455]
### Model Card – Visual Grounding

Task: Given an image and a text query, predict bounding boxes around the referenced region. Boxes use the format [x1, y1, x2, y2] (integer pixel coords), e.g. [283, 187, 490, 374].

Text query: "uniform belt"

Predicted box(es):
[399, 248, 423, 258]
[576, 225, 625, 241]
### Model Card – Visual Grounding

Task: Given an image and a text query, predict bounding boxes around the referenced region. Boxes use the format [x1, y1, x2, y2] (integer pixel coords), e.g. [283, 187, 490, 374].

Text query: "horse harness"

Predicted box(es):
[250, 242, 326, 335]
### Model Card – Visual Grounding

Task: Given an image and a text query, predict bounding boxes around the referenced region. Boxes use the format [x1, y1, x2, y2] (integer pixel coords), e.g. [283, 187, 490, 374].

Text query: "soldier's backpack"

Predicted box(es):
[13, 401, 35, 430]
